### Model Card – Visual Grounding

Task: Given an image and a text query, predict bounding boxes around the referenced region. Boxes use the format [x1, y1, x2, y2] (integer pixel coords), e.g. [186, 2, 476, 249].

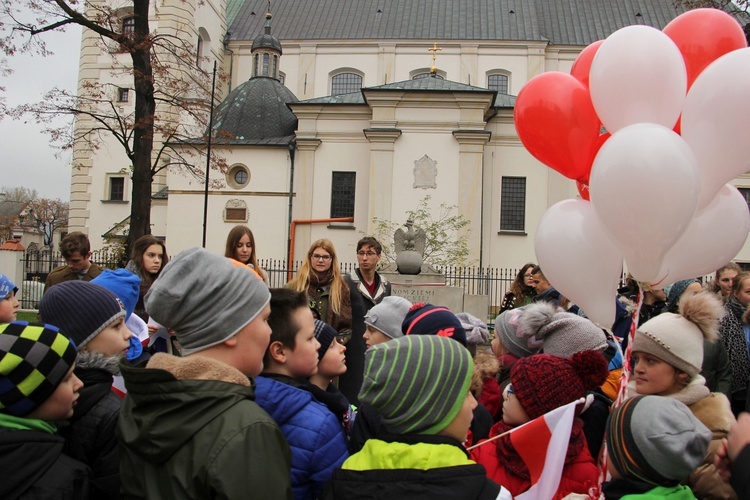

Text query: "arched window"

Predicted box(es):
[331, 73, 363, 95]
[412, 72, 444, 80]
[488, 73, 510, 94]
[262, 54, 270, 76]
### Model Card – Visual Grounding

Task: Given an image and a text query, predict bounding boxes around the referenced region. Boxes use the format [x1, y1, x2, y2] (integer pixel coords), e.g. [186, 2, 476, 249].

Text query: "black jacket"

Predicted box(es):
[60, 357, 122, 499]
[0, 428, 91, 500]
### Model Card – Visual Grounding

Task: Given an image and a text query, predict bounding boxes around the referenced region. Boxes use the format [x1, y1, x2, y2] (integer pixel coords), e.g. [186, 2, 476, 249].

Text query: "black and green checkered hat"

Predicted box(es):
[0, 322, 78, 416]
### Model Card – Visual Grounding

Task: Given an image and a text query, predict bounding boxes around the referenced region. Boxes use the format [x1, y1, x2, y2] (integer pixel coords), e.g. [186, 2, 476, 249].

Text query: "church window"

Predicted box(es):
[262, 53, 270, 76]
[738, 187, 750, 212]
[196, 36, 203, 67]
[117, 88, 129, 102]
[331, 73, 362, 95]
[273, 55, 278, 79]
[226, 164, 250, 189]
[254, 54, 259, 76]
[109, 177, 125, 201]
[330, 172, 356, 218]
[122, 17, 135, 35]
[500, 177, 526, 231]
[488, 73, 509, 94]
[412, 72, 444, 80]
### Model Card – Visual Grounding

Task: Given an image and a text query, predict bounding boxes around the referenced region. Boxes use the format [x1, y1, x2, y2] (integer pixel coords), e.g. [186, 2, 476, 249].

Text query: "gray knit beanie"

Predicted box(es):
[494, 306, 544, 358]
[359, 335, 473, 435]
[607, 395, 711, 486]
[364, 296, 411, 339]
[145, 248, 271, 355]
[39, 281, 126, 348]
[517, 302, 608, 358]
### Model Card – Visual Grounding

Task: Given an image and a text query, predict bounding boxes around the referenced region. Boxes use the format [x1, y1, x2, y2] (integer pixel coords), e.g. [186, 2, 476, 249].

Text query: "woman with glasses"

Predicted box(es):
[287, 239, 352, 339]
[224, 225, 268, 283]
[499, 262, 537, 313]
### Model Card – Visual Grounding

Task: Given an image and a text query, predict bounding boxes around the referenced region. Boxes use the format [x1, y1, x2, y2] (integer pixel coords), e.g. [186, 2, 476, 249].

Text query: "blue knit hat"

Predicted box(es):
[666, 279, 699, 310]
[401, 302, 467, 346]
[0, 322, 78, 416]
[313, 319, 337, 362]
[0, 274, 18, 298]
[92, 268, 141, 320]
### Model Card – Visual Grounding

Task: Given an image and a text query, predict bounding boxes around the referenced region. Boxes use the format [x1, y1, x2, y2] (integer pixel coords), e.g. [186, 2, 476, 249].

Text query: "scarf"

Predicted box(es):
[309, 268, 333, 290]
[492, 416, 586, 481]
[0, 412, 57, 434]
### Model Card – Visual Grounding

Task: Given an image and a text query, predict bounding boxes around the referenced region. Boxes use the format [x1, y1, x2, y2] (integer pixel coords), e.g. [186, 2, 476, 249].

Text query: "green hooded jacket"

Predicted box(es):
[117, 355, 292, 500]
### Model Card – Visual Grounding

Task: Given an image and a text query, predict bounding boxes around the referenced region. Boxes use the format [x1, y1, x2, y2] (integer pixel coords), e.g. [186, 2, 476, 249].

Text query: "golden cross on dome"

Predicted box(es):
[428, 42, 442, 74]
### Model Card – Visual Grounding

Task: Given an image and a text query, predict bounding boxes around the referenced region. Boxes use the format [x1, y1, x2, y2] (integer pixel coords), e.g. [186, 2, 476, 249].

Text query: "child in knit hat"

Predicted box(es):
[470, 350, 609, 498]
[362, 295, 411, 349]
[308, 319, 354, 432]
[401, 302, 468, 345]
[254, 288, 349, 500]
[0, 322, 90, 499]
[38, 280, 132, 498]
[324, 335, 508, 500]
[603, 395, 712, 499]
[629, 291, 737, 500]
[118, 248, 293, 499]
[0, 274, 19, 322]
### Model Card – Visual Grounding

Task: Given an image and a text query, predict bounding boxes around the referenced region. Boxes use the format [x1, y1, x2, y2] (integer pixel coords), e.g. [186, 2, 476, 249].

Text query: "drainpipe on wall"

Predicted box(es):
[287, 217, 354, 281]
[286, 141, 296, 278]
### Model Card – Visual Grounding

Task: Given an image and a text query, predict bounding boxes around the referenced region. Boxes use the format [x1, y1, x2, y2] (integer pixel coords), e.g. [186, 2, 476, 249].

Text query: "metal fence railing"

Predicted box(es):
[19, 250, 519, 317]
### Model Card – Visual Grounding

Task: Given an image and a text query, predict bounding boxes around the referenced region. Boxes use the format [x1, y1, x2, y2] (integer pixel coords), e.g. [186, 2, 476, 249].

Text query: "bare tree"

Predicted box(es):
[1, 1, 227, 253]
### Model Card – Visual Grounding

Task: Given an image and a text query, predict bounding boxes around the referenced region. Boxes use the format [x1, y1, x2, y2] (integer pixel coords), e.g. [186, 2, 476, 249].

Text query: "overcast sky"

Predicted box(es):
[1, 22, 81, 202]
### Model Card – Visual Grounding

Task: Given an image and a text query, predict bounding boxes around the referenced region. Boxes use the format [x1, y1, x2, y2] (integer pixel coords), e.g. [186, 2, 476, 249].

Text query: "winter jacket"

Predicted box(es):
[0, 424, 91, 500]
[59, 355, 122, 499]
[703, 338, 733, 397]
[340, 270, 391, 405]
[44, 262, 103, 293]
[117, 354, 293, 500]
[602, 479, 698, 499]
[323, 434, 503, 500]
[628, 378, 737, 500]
[255, 374, 349, 500]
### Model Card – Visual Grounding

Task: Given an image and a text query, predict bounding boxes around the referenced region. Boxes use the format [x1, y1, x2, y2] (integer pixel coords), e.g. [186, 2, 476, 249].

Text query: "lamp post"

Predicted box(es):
[202, 60, 218, 248]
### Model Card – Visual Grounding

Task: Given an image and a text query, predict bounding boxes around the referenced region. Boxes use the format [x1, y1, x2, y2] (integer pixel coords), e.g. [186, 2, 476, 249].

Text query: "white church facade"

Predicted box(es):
[69, 0, 750, 269]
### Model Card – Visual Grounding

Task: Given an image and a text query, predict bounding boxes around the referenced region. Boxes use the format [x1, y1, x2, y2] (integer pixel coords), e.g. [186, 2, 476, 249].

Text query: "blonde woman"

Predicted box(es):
[287, 239, 352, 336]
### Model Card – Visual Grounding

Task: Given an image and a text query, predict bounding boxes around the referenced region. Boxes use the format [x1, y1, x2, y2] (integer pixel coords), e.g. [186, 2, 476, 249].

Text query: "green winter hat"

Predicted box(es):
[358, 335, 473, 435]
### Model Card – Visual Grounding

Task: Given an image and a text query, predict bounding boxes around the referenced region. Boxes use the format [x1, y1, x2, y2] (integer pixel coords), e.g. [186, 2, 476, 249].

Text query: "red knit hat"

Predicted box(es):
[509, 351, 608, 420]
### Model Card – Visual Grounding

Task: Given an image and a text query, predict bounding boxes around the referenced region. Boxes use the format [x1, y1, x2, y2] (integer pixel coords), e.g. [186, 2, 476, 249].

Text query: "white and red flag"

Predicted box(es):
[468, 398, 583, 500]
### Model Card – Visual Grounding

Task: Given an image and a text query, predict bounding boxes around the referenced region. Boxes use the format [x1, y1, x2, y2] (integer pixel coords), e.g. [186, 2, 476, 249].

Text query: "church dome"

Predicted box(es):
[252, 31, 282, 54]
[211, 77, 298, 142]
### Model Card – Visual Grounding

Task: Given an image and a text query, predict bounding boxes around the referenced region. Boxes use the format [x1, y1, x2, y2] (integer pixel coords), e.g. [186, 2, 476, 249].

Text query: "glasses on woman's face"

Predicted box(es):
[524, 273, 534, 279]
[502, 383, 514, 401]
[311, 254, 331, 261]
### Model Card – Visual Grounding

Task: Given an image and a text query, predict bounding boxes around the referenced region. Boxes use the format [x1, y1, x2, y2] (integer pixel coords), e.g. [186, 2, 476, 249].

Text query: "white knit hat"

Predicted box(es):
[633, 292, 723, 378]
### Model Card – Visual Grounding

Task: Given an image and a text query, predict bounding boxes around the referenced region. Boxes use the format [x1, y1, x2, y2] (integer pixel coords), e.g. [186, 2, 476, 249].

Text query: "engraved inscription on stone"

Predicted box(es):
[392, 287, 436, 304]
[413, 155, 437, 189]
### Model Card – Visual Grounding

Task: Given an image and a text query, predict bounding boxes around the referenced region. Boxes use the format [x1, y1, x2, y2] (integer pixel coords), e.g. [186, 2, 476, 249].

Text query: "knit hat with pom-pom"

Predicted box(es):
[493, 306, 544, 358]
[510, 350, 608, 419]
[633, 292, 723, 378]
[514, 302, 608, 358]
[402, 303, 467, 347]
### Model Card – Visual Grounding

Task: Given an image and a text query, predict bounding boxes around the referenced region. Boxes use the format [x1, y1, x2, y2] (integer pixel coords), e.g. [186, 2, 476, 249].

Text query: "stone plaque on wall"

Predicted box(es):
[413, 154, 437, 189]
[392, 284, 464, 312]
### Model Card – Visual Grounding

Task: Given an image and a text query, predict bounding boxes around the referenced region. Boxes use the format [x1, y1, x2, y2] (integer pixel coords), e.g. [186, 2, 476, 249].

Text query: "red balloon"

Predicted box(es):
[570, 40, 604, 88]
[576, 180, 590, 201]
[664, 8, 747, 88]
[514, 72, 606, 182]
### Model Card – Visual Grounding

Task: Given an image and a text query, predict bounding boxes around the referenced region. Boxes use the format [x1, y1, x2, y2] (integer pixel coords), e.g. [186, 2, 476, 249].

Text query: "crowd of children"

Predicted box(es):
[2, 249, 750, 499]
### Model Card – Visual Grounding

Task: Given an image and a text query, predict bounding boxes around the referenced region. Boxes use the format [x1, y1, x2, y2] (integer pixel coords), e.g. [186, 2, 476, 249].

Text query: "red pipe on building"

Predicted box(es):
[287, 217, 354, 281]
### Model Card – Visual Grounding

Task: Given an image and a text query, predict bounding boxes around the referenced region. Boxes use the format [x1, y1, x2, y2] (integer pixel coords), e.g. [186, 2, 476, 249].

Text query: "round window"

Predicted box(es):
[226, 165, 250, 189]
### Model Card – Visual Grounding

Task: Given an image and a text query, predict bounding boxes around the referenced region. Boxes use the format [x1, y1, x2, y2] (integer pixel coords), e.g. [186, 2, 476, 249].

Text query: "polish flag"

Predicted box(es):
[512, 399, 581, 500]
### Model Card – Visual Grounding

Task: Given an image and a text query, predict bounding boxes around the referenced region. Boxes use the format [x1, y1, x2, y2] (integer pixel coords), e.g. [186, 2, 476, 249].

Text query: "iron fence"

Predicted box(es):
[19, 250, 519, 318]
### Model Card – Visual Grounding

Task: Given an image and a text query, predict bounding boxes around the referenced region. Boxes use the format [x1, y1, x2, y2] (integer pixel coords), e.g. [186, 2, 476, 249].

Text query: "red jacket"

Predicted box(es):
[469, 433, 599, 499]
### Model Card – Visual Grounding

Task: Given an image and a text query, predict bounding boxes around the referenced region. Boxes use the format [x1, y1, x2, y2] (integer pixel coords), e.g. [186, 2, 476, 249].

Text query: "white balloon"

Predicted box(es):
[654, 184, 750, 286]
[682, 48, 750, 209]
[535, 199, 623, 328]
[590, 25, 687, 133]
[590, 123, 699, 282]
